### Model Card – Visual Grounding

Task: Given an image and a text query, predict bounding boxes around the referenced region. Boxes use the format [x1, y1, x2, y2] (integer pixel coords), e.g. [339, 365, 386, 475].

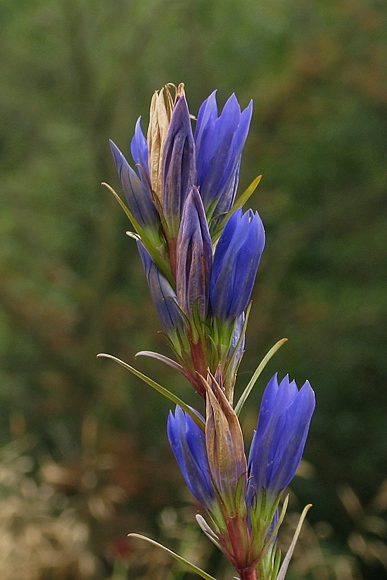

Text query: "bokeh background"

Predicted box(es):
[0, 0, 386, 578]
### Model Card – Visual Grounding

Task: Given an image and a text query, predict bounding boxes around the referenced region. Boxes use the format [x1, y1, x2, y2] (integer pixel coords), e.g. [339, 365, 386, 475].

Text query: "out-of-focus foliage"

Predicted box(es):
[0, 0, 386, 578]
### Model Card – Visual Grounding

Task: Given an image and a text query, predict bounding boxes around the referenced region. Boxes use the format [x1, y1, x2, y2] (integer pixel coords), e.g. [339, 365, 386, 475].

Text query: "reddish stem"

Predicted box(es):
[240, 569, 257, 580]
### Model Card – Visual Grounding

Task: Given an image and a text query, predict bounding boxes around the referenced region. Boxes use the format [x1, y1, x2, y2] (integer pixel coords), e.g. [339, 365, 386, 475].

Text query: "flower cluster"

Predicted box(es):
[109, 84, 315, 580]
[168, 374, 315, 579]
[110, 84, 264, 402]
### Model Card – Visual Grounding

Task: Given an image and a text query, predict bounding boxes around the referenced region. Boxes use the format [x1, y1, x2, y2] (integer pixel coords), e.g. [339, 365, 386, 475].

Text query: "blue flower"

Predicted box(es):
[109, 140, 159, 230]
[137, 242, 184, 332]
[210, 208, 265, 321]
[195, 92, 253, 224]
[167, 406, 215, 510]
[248, 374, 315, 500]
[176, 187, 212, 319]
[162, 94, 196, 237]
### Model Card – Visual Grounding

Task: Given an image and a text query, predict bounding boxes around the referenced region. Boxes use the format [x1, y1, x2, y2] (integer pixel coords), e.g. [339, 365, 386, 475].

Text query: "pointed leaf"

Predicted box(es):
[195, 515, 223, 551]
[276, 504, 312, 580]
[212, 175, 262, 241]
[102, 182, 174, 287]
[235, 338, 288, 416]
[128, 534, 217, 580]
[135, 350, 191, 380]
[97, 353, 204, 431]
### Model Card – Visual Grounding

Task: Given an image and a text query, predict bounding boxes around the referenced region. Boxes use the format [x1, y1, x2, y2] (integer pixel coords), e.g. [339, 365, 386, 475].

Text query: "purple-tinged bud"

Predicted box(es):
[110, 140, 159, 230]
[248, 374, 315, 500]
[137, 242, 184, 333]
[176, 187, 212, 320]
[167, 406, 215, 510]
[195, 92, 253, 225]
[210, 208, 265, 321]
[162, 93, 196, 237]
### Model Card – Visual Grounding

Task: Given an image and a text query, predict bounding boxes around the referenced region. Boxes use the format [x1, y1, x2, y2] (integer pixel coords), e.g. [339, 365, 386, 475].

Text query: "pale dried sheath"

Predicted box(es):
[147, 84, 180, 199]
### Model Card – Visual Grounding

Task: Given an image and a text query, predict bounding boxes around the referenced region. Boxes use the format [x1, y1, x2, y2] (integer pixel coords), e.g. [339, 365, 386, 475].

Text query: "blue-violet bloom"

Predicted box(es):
[195, 92, 253, 224]
[130, 117, 150, 185]
[210, 208, 265, 321]
[109, 140, 159, 231]
[248, 374, 315, 500]
[167, 406, 215, 510]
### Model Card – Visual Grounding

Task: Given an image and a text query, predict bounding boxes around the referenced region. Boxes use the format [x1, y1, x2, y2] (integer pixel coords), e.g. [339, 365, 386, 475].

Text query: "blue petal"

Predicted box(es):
[248, 375, 315, 498]
[110, 140, 158, 228]
[210, 209, 265, 320]
[167, 407, 214, 509]
[130, 117, 149, 180]
[269, 382, 315, 491]
[195, 93, 253, 222]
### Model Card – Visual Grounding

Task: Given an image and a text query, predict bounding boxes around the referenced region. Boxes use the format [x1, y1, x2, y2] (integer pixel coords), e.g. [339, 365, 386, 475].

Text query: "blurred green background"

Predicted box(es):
[0, 0, 386, 578]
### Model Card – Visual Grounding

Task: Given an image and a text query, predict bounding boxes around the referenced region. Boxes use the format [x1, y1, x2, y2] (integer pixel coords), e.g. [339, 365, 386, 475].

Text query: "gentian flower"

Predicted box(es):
[168, 374, 315, 580]
[176, 187, 212, 319]
[137, 242, 184, 333]
[167, 406, 215, 510]
[248, 374, 315, 500]
[195, 92, 253, 225]
[210, 208, 265, 321]
[106, 84, 316, 580]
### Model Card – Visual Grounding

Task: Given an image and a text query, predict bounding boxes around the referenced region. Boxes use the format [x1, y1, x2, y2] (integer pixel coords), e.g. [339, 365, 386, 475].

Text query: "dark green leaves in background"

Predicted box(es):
[0, 0, 386, 578]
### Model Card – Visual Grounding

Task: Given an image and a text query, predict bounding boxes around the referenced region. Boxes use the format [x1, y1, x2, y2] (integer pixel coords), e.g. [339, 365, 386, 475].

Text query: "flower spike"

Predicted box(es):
[105, 84, 316, 580]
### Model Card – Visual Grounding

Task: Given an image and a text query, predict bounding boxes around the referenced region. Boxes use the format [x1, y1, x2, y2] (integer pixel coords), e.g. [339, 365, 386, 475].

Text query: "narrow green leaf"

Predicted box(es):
[97, 353, 205, 431]
[275, 504, 312, 580]
[102, 181, 137, 224]
[235, 338, 288, 416]
[101, 182, 174, 287]
[230, 174, 262, 213]
[212, 175, 262, 241]
[128, 533, 217, 580]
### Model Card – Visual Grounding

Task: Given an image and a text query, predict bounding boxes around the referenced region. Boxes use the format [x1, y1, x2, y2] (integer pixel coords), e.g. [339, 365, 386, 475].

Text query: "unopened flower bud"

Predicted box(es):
[110, 140, 160, 236]
[162, 90, 196, 238]
[204, 375, 247, 512]
[176, 187, 212, 320]
[137, 242, 184, 333]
